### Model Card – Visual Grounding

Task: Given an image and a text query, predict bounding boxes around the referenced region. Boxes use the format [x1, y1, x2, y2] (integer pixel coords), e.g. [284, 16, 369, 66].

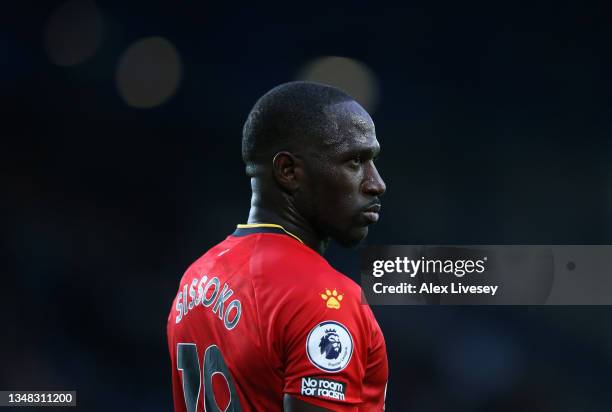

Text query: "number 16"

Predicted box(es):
[177, 343, 243, 412]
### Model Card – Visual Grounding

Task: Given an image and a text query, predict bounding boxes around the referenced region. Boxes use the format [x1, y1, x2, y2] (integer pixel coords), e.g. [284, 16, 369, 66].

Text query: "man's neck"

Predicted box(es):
[247, 205, 329, 255]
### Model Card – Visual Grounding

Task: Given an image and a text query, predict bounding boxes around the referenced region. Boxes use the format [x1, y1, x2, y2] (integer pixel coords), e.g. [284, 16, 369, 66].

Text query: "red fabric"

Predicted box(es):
[167, 230, 388, 411]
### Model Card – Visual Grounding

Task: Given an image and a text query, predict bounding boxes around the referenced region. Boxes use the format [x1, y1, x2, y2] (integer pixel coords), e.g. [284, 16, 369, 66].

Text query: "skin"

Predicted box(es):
[247, 100, 386, 411]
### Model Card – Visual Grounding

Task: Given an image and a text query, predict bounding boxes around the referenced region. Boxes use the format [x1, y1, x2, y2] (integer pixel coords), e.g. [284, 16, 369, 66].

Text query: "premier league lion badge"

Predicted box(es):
[306, 320, 353, 372]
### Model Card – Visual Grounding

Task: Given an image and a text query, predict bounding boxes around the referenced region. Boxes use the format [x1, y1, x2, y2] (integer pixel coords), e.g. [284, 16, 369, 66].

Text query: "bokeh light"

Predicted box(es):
[297, 56, 380, 112]
[43, 0, 104, 66]
[116, 37, 182, 109]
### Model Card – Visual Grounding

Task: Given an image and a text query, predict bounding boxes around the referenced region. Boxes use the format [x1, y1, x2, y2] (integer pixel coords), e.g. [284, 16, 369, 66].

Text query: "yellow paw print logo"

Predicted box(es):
[321, 289, 343, 309]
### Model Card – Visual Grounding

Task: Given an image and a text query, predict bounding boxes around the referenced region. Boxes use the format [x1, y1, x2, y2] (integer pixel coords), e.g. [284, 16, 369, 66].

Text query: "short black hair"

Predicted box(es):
[242, 81, 354, 176]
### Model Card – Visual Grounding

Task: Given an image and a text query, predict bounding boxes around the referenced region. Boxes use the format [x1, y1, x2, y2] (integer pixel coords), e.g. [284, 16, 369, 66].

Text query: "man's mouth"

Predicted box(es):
[362, 203, 381, 223]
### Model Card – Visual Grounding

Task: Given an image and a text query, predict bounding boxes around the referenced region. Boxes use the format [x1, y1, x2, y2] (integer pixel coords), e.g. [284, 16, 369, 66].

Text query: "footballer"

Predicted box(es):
[167, 81, 388, 411]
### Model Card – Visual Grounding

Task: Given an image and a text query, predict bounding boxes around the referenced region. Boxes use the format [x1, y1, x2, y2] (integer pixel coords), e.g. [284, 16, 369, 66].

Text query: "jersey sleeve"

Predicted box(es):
[281, 300, 363, 411]
[251, 237, 388, 411]
[265, 277, 384, 411]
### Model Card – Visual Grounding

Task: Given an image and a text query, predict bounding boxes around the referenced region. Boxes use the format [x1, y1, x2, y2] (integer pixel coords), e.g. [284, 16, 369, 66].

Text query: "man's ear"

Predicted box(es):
[272, 151, 302, 192]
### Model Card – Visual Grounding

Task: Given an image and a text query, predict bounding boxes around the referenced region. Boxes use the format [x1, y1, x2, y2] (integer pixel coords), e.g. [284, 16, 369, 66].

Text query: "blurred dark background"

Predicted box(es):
[3, 0, 612, 411]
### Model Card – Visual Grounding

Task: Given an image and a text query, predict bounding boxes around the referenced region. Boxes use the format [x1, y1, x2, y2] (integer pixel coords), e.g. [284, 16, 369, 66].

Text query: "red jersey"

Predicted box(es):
[167, 224, 388, 411]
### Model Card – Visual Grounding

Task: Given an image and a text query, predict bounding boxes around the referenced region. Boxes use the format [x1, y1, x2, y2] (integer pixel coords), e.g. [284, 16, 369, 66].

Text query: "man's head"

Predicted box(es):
[242, 81, 386, 247]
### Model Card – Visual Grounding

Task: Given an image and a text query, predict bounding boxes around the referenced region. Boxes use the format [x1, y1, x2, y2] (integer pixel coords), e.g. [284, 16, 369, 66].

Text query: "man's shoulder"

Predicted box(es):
[245, 236, 362, 306]
[244, 234, 320, 275]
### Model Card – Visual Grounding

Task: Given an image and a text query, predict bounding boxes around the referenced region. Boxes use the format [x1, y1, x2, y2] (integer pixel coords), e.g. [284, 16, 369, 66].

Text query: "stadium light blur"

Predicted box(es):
[116, 37, 182, 109]
[43, 0, 104, 66]
[297, 56, 380, 112]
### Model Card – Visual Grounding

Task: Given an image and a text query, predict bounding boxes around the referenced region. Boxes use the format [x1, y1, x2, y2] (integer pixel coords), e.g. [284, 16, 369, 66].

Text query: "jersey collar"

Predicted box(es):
[232, 223, 304, 244]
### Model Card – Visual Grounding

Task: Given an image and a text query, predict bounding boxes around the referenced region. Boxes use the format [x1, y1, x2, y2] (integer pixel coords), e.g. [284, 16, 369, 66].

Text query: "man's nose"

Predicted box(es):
[362, 162, 386, 196]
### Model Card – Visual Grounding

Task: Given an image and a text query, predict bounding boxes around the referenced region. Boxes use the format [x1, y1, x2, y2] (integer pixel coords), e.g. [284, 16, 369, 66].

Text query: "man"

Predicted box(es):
[167, 81, 388, 411]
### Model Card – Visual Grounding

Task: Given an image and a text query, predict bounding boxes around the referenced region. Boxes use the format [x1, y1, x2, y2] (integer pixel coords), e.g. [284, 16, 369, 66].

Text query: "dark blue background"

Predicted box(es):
[3, 1, 612, 410]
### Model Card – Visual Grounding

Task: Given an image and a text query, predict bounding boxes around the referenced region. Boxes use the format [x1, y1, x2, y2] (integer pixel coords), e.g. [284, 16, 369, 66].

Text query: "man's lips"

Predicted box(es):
[362, 203, 382, 223]
[364, 204, 381, 213]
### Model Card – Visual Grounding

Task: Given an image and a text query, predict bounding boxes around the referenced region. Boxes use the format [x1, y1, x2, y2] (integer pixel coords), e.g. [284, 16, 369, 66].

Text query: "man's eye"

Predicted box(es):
[350, 157, 361, 166]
